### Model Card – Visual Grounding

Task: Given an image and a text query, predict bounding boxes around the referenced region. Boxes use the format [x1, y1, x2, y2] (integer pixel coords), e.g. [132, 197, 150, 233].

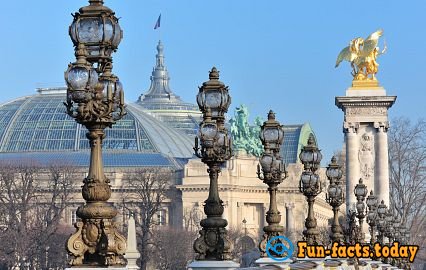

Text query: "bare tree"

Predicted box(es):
[122, 168, 173, 270]
[182, 205, 203, 232]
[151, 227, 197, 270]
[388, 117, 426, 269]
[0, 162, 76, 270]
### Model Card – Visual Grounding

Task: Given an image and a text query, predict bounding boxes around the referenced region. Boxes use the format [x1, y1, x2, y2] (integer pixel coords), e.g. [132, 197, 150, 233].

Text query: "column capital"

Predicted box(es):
[285, 202, 295, 209]
[343, 121, 359, 134]
[374, 121, 389, 132]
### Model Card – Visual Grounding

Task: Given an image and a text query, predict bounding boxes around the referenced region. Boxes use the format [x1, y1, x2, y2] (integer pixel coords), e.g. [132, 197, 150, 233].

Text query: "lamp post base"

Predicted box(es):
[65, 268, 126, 270]
[187, 260, 239, 270]
[256, 257, 293, 269]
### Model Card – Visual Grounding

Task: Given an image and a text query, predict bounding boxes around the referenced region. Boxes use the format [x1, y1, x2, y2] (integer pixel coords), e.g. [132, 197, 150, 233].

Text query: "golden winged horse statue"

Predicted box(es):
[336, 29, 387, 82]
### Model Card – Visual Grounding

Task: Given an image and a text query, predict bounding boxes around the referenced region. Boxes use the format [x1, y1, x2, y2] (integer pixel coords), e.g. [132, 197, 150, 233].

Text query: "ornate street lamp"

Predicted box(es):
[69, 0, 122, 66]
[193, 67, 233, 260]
[366, 191, 379, 245]
[354, 178, 368, 242]
[64, 0, 126, 267]
[376, 200, 388, 245]
[384, 211, 394, 243]
[196, 67, 231, 126]
[346, 209, 363, 244]
[325, 156, 344, 243]
[257, 111, 287, 257]
[299, 134, 322, 245]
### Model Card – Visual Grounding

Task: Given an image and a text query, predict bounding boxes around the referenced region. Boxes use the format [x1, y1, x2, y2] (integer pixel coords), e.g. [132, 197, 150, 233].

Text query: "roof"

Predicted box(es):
[136, 40, 201, 136]
[281, 123, 317, 164]
[0, 88, 195, 160]
[0, 152, 175, 167]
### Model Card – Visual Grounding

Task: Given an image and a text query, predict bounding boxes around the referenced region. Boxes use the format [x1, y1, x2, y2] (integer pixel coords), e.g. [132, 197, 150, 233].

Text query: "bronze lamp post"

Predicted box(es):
[64, 0, 126, 266]
[256, 111, 287, 257]
[376, 200, 388, 245]
[193, 67, 233, 260]
[325, 156, 344, 243]
[299, 134, 322, 245]
[354, 178, 368, 242]
[366, 191, 379, 245]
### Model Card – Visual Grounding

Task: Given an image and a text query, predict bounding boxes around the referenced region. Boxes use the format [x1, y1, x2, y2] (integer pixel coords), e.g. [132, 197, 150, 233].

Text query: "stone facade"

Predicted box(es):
[336, 86, 396, 212]
[176, 153, 335, 243]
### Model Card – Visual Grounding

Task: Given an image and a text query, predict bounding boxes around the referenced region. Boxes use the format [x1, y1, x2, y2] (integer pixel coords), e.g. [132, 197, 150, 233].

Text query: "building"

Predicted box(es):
[136, 40, 201, 136]
[0, 41, 335, 247]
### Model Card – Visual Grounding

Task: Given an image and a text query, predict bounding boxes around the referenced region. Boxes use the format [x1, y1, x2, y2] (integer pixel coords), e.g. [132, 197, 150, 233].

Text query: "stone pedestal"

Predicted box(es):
[286, 203, 295, 242]
[124, 216, 140, 270]
[187, 260, 239, 270]
[289, 258, 325, 270]
[65, 267, 127, 270]
[256, 257, 293, 269]
[336, 86, 396, 214]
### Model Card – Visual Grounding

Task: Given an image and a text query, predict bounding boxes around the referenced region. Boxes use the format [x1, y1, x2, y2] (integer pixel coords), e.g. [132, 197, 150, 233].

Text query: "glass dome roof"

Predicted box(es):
[0, 88, 194, 159]
[136, 41, 201, 136]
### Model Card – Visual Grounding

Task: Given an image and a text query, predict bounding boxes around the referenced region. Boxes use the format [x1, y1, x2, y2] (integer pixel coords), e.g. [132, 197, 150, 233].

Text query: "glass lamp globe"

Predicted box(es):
[69, 0, 123, 62]
[199, 122, 218, 148]
[215, 129, 230, 149]
[367, 210, 377, 222]
[377, 200, 387, 216]
[356, 201, 365, 213]
[328, 184, 338, 199]
[299, 134, 322, 166]
[335, 185, 342, 198]
[99, 75, 123, 102]
[326, 156, 342, 180]
[65, 63, 98, 103]
[260, 152, 273, 173]
[354, 178, 368, 197]
[301, 171, 319, 188]
[259, 110, 284, 150]
[196, 67, 231, 118]
[366, 191, 378, 209]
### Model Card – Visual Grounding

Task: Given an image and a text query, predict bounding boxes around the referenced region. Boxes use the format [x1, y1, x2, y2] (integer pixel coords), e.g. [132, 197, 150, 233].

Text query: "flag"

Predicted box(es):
[154, 14, 161, 30]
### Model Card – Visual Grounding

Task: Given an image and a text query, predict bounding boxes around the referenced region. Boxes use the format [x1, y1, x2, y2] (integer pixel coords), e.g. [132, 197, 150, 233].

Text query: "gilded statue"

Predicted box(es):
[335, 29, 386, 82]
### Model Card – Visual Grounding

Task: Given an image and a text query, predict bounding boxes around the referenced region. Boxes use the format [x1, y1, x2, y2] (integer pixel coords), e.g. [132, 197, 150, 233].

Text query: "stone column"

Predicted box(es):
[285, 203, 295, 240]
[344, 122, 359, 212]
[374, 122, 390, 206]
[124, 215, 140, 270]
[285, 203, 294, 232]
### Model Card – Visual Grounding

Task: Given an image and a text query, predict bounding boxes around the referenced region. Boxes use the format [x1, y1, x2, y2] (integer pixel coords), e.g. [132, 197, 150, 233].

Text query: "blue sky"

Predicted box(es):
[0, 0, 425, 162]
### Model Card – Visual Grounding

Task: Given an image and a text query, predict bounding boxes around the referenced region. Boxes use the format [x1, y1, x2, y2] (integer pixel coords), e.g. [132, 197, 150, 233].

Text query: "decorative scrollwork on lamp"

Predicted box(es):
[299, 134, 322, 245]
[325, 156, 344, 244]
[354, 178, 368, 243]
[193, 67, 233, 261]
[256, 111, 288, 257]
[63, 0, 126, 267]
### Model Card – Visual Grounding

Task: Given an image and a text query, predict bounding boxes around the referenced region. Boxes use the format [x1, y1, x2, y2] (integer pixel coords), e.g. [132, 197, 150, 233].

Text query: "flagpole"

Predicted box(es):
[159, 11, 161, 41]
[154, 13, 161, 41]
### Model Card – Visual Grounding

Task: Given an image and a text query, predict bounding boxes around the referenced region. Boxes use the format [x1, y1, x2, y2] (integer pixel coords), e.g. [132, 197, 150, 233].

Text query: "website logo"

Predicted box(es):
[266, 236, 294, 261]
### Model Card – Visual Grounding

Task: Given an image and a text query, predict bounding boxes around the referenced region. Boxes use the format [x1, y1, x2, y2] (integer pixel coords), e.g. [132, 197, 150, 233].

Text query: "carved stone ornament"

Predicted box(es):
[67, 218, 126, 266]
[346, 107, 387, 116]
[66, 128, 126, 266]
[193, 227, 233, 260]
[358, 133, 374, 181]
[343, 121, 360, 133]
[259, 231, 285, 258]
[374, 121, 390, 132]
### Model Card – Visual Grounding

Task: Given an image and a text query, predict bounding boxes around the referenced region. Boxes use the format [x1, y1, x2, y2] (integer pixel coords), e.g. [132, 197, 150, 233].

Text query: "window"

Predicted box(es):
[156, 209, 167, 226]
